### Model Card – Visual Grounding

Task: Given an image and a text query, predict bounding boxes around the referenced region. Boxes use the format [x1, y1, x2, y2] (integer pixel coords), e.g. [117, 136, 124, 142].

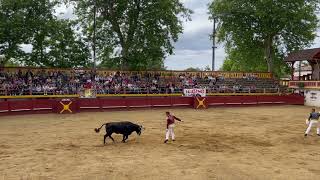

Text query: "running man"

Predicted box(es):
[305, 108, 320, 137]
[164, 112, 183, 143]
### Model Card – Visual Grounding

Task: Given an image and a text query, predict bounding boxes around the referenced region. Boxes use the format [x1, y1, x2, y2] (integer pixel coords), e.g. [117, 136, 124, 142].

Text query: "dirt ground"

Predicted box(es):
[1, 105, 320, 180]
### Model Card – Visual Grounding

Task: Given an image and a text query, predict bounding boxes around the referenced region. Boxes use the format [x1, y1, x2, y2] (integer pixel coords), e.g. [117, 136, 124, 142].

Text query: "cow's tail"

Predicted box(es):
[94, 123, 107, 133]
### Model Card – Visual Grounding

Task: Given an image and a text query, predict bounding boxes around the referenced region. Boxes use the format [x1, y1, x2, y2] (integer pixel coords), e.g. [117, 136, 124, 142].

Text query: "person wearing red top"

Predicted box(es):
[164, 112, 183, 143]
[84, 80, 92, 89]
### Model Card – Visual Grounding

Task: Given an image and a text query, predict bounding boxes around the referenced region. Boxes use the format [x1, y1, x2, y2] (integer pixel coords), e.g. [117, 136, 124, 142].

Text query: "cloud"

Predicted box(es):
[165, 48, 225, 70]
[54, 4, 75, 20]
[165, 0, 226, 70]
[311, 29, 320, 48]
[21, 44, 32, 53]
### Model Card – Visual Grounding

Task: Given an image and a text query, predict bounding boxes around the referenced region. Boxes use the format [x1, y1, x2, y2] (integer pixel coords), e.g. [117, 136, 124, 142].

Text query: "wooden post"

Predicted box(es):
[291, 62, 295, 80]
[298, 61, 302, 81]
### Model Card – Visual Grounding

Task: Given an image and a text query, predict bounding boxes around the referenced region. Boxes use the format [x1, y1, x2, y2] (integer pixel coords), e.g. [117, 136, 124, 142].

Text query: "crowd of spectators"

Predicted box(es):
[0, 69, 278, 96]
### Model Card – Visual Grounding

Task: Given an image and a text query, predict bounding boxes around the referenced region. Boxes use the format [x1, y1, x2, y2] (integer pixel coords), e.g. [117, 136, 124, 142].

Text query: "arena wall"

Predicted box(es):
[0, 94, 304, 116]
[304, 90, 320, 107]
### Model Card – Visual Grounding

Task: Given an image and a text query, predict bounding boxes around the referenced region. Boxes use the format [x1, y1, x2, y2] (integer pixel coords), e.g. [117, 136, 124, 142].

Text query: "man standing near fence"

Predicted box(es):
[305, 108, 320, 137]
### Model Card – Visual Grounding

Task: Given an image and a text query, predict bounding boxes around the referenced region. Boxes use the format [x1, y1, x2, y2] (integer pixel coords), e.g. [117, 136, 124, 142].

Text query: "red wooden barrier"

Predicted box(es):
[100, 97, 127, 109]
[125, 97, 150, 108]
[33, 99, 54, 110]
[0, 101, 9, 112]
[241, 96, 258, 105]
[206, 96, 226, 106]
[150, 97, 172, 107]
[223, 96, 246, 105]
[171, 97, 193, 107]
[278, 94, 304, 105]
[256, 96, 284, 104]
[9, 100, 34, 112]
[55, 99, 77, 114]
[0, 95, 304, 116]
[194, 97, 208, 109]
[78, 99, 101, 109]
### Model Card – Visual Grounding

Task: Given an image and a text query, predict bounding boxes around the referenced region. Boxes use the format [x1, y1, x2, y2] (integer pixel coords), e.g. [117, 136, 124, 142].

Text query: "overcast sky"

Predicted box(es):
[55, 0, 320, 70]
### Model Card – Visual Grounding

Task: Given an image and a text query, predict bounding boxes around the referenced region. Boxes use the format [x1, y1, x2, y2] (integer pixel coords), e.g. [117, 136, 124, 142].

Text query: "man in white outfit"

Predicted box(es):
[164, 112, 183, 143]
[305, 108, 320, 137]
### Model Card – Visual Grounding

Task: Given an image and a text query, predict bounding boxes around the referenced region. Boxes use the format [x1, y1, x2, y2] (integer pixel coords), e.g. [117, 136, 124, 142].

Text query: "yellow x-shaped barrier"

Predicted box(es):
[60, 101, 73, 114]
[196, 97, 206, 109]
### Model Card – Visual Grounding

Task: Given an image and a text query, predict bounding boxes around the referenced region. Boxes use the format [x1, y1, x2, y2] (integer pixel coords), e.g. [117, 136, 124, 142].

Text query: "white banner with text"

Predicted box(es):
[183, 89, 206, 97]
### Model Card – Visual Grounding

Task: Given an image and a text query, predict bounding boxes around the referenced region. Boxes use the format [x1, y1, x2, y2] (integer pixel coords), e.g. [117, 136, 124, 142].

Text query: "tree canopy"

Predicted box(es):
[209, 0, 320, 76]
[0, 0, 191, 69]
[185, 65, 211, 72]
[0, 0, 91, 67]
[72, 0, 192, 70]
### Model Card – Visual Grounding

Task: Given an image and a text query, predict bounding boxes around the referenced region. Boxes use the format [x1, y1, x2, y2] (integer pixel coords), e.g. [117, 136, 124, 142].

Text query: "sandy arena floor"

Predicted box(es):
[1, 105, 320, 180]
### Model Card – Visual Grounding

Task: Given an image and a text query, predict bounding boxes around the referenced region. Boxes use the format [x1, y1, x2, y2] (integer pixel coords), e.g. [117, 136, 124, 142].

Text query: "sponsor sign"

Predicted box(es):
[183, 89, 206, 97]
[311, 93, 317, 101]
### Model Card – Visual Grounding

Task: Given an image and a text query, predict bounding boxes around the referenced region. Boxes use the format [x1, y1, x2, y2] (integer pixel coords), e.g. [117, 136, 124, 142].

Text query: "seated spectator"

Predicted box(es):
[127, 83, 134, 91]
[209, 80, 214, 88]
[133, 85, 140, 94]
[250, 85, 256, 93]
[219, 85, 226, 93]
[71, 84, 77, 94]
[217, 75, 225, 82]
[170, 85, 175, 94]
[233, 85, 239, 92]
[36, 84, 42, 94]
[179, 74, 185, 82]
[43, 84, 49, 95]
[84, 79, 92, 89]
[114, 84, 121, 94]
[151, 84, 157, 94]
[152, 79, 158, 85]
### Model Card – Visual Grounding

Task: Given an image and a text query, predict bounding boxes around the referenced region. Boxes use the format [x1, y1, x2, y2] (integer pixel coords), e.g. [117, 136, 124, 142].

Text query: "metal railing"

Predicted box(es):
[0, 87, 283, 97]
[289, 81, 320, 89]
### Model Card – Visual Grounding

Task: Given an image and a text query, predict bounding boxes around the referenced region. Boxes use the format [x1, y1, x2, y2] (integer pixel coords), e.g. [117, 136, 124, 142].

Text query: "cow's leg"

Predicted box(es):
[106, 130, 114, 142]
[122, 134, 129, 143]
[103, 134, 108, 144]
[108, 135, 115, 142]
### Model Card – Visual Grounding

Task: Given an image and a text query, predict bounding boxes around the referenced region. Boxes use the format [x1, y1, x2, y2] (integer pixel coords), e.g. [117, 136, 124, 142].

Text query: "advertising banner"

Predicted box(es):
[183, 89, 206, 97]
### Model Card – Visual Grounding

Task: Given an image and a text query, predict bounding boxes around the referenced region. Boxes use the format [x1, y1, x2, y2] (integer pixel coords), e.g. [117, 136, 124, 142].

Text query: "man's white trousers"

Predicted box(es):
[166, 124, 175, 140]
[305, 120, 320, 135]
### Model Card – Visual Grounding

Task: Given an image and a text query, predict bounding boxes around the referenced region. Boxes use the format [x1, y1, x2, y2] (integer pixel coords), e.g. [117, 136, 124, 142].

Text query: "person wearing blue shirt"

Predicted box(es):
[305, 108, 320, 137]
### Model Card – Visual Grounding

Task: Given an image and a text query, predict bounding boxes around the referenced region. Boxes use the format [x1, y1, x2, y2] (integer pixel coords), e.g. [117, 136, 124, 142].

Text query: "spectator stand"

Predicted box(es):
[0, 67, 281, 97]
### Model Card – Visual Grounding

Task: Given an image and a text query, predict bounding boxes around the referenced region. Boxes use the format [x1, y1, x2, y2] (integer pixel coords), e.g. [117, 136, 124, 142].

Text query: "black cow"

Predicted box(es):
[94, 121, 144, 144]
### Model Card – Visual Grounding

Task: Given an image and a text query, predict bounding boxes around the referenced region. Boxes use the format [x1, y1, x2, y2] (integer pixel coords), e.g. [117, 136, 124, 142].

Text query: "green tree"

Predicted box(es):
[185, 67, 202, 71]
[72, 0, 192, 70]
[0, 0, 91, 67]
[26, 19, 91, 68]
[221, 46, 290, 77]
[4, 58, 20, 67]
[209, 0, 319, 74]
[203, 65, 211, 71]
[0, 0, 34, 64]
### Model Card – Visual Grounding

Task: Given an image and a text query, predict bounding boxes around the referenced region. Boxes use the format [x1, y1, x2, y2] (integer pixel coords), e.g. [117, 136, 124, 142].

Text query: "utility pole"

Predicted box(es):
[0, 55, 5, 67]
[93, 0, 97, 70]
[212, 18, 216, 71]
